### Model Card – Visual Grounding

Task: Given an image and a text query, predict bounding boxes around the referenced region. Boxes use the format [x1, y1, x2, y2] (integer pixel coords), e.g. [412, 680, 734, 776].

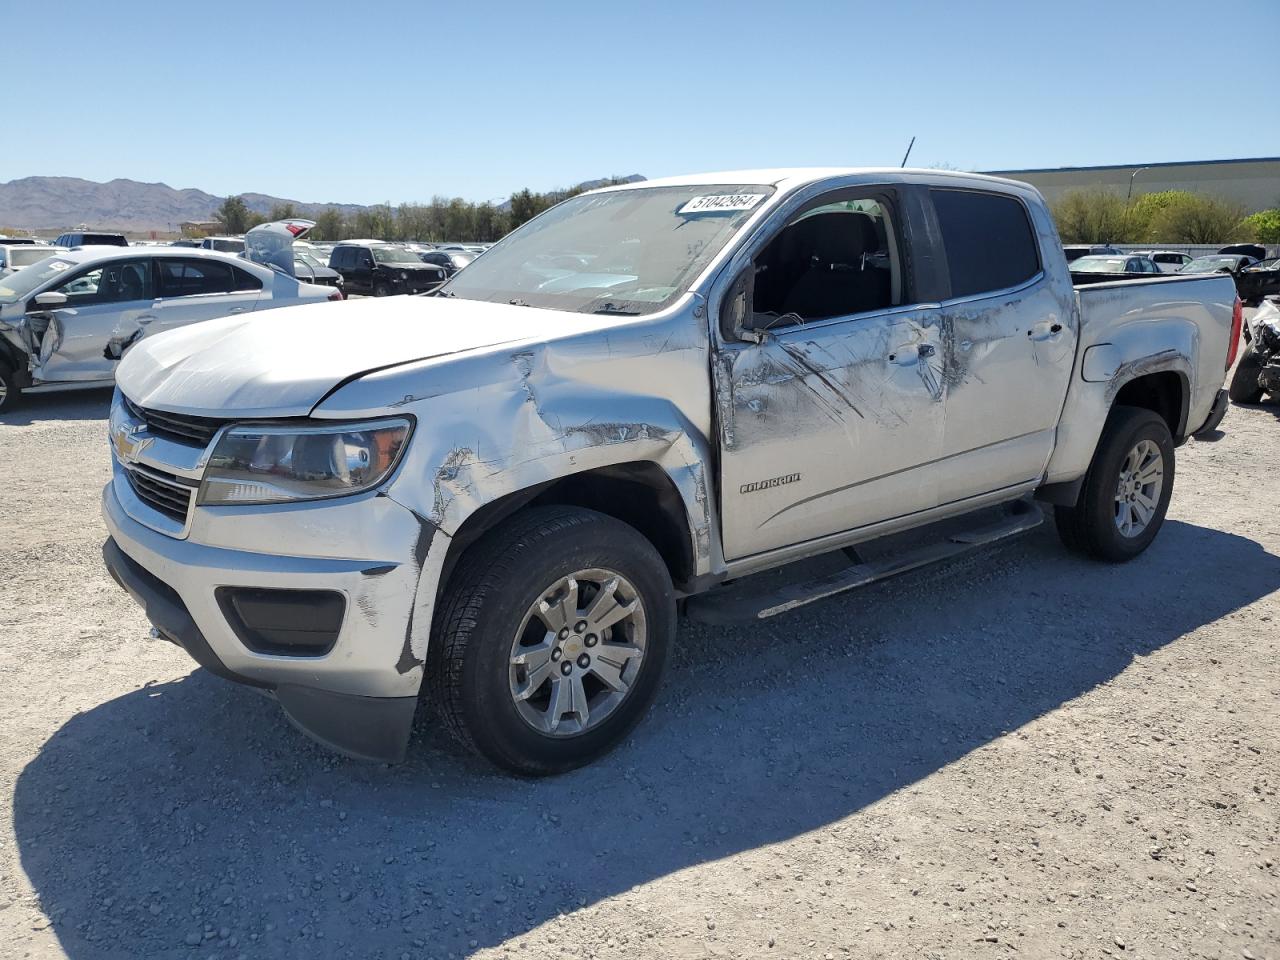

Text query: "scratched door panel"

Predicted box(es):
[940, 278, 1076, 502]
[717, 306, 945, 560]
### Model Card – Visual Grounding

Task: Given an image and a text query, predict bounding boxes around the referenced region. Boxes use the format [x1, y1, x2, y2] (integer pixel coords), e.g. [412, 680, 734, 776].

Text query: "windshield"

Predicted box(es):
[1071, 257, 1129, 273]
[0, 257, 77, 304]
[371, 246, 423, 264]
[295, 251, 325, 268]
[1182, 256, 1239, 272]
[442, 184, 775, 314]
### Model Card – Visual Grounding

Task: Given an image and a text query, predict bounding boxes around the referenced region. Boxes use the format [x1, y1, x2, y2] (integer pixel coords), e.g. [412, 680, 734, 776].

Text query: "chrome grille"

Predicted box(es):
[124, 466, 196, 523]
[124, 397, 228, 447]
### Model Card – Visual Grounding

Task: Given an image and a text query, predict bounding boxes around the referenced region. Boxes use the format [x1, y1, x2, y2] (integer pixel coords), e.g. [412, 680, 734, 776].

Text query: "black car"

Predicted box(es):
[328, 242, 447, 296]
[1238, 258, 1280, 305]
[417, 250, 475, 278]
[54, 231, 128, 248]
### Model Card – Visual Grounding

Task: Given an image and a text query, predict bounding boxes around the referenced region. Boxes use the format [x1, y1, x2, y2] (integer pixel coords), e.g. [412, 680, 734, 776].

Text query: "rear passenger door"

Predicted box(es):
[150, 258, 263, 333]
[928, 188, 1077, 503]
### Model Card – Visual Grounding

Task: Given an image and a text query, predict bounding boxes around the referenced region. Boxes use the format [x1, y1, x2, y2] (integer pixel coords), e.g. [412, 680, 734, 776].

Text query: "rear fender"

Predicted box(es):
[1045, 318, 1195, 484]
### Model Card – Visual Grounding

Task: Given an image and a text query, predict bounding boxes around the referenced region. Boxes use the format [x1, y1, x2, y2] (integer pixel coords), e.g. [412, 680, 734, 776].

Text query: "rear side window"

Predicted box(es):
[930, 189, 1040, 299]
[157, 258, 235, 297]
[231, 267, 263, 291]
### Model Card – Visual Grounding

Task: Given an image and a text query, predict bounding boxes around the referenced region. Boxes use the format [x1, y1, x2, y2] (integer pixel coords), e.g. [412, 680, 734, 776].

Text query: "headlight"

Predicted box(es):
[199, 418, 411, 505]
[399, 271, 408, 281]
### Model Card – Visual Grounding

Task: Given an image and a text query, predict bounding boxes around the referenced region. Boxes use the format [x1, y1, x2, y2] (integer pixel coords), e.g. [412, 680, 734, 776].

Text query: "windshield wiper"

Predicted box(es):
[589, 304, 641, 315]
[509, 298, 530, 307]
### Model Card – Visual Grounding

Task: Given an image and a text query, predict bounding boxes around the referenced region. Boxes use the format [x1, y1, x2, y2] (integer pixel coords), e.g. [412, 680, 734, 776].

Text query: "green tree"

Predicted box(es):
[1242, 208, 1280, 243]
[214, 195, 252, 234]
[1146, 194, 1246, 244]
[1049, 189, 1128, 243]
[1125, 190, 1194, 242]
[311, 207, 345, 241]
[268, 202, 298, 221]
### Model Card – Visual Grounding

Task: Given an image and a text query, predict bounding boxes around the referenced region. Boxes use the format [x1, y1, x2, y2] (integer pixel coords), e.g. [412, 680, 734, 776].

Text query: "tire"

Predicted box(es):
[1054, 406, 1175, 562]
[1228, 343, 1265, 404]
[0, 363, 19, 414]
[429, 506, 675, 775]
[373, 281, 391, 298]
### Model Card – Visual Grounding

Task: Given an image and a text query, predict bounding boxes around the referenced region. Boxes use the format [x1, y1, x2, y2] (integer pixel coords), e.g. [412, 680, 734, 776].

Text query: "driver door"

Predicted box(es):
[715, 187, 949, 561]
[30, 258, 154, 383]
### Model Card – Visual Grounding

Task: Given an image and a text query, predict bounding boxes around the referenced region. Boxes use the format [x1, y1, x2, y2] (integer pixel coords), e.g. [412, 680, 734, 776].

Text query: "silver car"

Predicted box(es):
[0, 230, 338, 411]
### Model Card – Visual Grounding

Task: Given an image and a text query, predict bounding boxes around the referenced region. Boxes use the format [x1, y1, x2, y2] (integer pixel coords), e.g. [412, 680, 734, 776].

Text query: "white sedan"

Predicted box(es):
[0, 238, 339, 411]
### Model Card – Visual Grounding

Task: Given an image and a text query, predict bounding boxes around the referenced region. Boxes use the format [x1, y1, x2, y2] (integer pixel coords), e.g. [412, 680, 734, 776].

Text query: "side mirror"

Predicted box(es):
[30, 291, 68, 310]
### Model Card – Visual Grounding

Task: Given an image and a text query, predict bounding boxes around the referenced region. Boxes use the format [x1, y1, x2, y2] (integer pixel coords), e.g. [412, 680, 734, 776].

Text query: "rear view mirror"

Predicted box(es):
[30, 291, 68, 310]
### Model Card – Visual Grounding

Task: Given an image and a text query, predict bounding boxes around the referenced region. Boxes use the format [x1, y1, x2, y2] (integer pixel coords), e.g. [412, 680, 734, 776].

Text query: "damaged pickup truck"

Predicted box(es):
[101, 169, 1240, 774]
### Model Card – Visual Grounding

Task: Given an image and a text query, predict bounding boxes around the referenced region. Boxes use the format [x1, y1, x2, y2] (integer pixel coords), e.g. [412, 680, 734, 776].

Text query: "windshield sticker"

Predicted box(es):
[0, 287, 13, 298]
[678, 194, 767, 215]
[46, 261, 69, 271]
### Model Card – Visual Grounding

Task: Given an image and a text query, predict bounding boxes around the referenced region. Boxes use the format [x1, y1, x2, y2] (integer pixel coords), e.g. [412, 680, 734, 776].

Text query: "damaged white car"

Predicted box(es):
[0, 220, 340, 411]
[101, 169, 1239, 775]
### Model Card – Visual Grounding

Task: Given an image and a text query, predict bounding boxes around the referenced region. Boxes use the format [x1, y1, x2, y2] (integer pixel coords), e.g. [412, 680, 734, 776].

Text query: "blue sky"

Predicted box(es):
[5, 0, 1277, 205]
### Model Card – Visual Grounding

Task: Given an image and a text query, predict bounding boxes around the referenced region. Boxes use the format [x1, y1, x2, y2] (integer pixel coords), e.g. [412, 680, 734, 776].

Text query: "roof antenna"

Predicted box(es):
[900, 136, 916, 168]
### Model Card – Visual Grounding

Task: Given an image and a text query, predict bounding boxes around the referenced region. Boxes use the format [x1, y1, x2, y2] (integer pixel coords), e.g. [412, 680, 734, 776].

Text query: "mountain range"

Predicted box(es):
[0, 174, 646, 234]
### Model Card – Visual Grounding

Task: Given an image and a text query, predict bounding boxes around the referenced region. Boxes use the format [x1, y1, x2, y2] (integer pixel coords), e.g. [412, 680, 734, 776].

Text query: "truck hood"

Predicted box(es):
[115, 294, 615, 417]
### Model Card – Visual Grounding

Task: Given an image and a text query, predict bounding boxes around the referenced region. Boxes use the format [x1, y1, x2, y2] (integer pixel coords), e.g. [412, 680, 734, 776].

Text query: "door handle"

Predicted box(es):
[1029, 321, 1064, 341]
[137, 316, 155, 325]
[229, 307, 248, 314]
[888, 342, 936, 365]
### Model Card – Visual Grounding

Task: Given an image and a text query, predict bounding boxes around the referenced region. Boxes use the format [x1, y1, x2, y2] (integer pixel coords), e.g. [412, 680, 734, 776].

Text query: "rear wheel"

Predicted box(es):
[1228, 344, 1265, 404]
[429, 506, 675, 775]
[1055, 406, 1174, 562]
[0, 364, 19, 414]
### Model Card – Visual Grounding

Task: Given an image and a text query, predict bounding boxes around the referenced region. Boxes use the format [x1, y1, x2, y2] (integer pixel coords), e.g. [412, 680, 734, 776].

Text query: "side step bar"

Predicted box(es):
[686, 499, 1044, 625]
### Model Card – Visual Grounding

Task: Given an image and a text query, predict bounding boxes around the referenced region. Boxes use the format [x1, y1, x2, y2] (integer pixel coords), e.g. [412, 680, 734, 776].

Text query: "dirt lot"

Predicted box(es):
[0, 388, 1277, 960]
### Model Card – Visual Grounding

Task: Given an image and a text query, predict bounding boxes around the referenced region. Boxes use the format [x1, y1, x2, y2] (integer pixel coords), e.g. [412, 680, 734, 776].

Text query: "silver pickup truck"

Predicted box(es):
[100, 169, 1239, 774]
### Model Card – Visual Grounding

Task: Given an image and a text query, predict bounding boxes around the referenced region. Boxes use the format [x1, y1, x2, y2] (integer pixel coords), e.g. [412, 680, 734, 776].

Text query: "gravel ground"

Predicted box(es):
[0, 386, 1277, 960]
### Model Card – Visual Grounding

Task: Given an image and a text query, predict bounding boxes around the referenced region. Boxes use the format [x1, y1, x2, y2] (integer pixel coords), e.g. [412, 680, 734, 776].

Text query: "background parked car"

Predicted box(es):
[169, 238, 202, 248]
[1063, 243, 1121, 263]
[199, 236, 245, 254]
[0, 236, 38, 245]
[1180, 254, 1257, 275]
[1237, 257, 1280, 305]
[54, 231, 127, 248]
[328, 241, 446, 296]
[417, 249, 474, 278]
[293, 250, 345, 295]
[0, 244, 58, 279]
[1127, 250, 1193, 273]
[1068, 254, 1163, 284]
[0, 243, 339, 411]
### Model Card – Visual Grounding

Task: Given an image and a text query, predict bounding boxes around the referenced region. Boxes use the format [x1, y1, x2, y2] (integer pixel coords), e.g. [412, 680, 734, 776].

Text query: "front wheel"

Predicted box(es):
[373, 281, 392, 298]
[1055, 406, 1175, 562]
[429, 506, 675, 775]
[0, 364, 19, 414]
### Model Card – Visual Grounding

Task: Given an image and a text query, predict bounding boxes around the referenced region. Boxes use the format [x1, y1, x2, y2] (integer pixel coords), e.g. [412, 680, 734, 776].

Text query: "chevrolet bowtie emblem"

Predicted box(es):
[112, 423, 151, 465]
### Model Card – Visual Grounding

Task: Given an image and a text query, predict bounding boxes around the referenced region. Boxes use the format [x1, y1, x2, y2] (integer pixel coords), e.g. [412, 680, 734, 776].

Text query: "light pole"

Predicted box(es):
[1126, 166, 1150, 204]
[1122, 166, 1150, 242]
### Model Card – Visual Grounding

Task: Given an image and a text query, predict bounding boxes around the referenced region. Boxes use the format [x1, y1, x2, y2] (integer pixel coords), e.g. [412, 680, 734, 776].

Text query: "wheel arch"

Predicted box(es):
[1111, 369, 1189, 440]
[433, 460, 700, 613]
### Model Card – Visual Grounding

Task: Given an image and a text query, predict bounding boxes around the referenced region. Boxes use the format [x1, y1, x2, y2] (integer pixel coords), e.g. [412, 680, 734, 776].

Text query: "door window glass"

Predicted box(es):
[157, 258, 235, 297]
[930, 189, 1040, 298]
[751, 197, 902, 328]
[55, 259, 150, 303]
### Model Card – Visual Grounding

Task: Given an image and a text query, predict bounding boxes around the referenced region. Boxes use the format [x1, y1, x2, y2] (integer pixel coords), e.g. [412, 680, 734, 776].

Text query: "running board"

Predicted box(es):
[686, 500, 1044, 624]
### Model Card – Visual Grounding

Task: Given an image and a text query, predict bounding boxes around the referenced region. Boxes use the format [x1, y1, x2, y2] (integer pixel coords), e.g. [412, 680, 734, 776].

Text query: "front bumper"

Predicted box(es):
[101, 480, 435, 762]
